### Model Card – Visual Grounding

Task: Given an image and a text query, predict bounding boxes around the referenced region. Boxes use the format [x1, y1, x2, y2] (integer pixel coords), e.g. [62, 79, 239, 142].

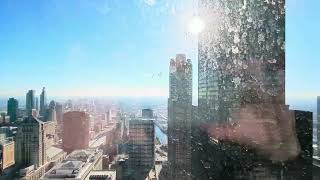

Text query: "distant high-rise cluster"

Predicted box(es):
[0, 0, 316, 179]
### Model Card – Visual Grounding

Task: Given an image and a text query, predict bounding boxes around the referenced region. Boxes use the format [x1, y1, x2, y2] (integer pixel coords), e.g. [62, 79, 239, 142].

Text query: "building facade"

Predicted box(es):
[16, 115, 45, 168]
[41, 149, 103, 180]
[168, 54, 192, 180]
[128, 118, 155, 179]
[63, 111, 90, 154]
[0, 138, 15, 172]
[55, 103, 63, 139]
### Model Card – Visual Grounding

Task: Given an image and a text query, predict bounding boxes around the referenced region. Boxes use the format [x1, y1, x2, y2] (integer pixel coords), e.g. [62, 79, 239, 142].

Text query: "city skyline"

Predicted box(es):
[0, 0, 319, 101]
[1, 0, 318, 179]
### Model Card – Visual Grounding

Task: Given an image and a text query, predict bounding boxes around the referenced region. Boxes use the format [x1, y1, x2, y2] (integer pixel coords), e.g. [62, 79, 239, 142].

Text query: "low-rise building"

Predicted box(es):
[0, 138, 15, 172]
[41, 149, 103, 180]
[18, 147, 66, 180]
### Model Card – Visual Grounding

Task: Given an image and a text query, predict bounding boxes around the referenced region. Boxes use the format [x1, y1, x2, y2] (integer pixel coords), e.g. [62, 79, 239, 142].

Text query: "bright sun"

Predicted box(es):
[188, 16, 205, 35]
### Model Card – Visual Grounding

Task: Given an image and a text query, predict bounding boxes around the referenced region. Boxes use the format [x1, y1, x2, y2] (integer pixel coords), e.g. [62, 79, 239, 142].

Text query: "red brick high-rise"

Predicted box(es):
[62, 111, 89, 154]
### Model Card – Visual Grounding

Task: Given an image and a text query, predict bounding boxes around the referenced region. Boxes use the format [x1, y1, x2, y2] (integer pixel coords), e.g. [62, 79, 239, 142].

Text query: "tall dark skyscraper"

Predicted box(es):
[317, 96, 320, 156]
[26, 90, 36, 115]
[193, 0, 285, 179]
[40, 87, 47, 117]
[168, 54, 192, 180]
[7, 98, 18, 123]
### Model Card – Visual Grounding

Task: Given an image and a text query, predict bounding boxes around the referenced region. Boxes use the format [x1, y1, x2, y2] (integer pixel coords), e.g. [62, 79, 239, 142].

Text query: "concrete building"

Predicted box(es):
[16, 116, 60, 166]
[41, 149, 103, 180]
[26, 90, 36, 116]
[7, 98, 19, 123]
[0, 126, 18, 138]
[43, 121, 57, 152]
[55, 103, 64, 139]
[40, 87, 48, 117]
[0, 138, 15, 172]
[63, 111, 90, 154]
[18, 147, 66, 180]
[16, 115, 46, 168]
[0, 115, 10, 125]
[168, 54, 192, 180]
[14, 115, 66, 180]
[127, 118, 155, 179]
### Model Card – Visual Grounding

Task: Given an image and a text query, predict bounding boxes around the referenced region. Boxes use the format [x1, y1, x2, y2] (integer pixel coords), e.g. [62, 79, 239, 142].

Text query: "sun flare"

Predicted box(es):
[188, 16, 205, 35]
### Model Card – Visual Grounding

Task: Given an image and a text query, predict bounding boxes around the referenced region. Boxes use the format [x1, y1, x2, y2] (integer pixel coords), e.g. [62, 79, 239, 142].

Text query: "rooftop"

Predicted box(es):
[46, 146, 64, 160]
[42, 149, 102, 179]
[22, 115, 43, 124]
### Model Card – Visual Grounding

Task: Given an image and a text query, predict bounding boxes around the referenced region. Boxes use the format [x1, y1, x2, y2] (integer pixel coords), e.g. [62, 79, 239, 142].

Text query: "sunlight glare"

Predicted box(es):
[188, 16, 205, 35]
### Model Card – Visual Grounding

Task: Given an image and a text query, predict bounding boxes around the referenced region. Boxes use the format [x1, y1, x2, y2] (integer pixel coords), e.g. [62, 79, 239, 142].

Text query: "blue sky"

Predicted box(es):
[0, 0, 319, 101]
[0, 0, 198, 97]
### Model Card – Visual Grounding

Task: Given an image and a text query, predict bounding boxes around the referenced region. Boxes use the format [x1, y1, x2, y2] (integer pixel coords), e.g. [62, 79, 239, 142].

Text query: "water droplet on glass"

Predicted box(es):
[232, 46, 239, 54]
[268, 59, 277, 63]
[234, 34, 240, 44]
[233, 77, 241, 87]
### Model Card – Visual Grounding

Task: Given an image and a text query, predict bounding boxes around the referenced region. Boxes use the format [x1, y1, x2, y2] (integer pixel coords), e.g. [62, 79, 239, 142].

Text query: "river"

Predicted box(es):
[155, 125, 167, 145]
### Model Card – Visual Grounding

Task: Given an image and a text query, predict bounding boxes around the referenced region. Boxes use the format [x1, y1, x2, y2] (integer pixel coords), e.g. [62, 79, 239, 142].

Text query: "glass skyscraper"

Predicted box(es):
[193, 0, 285, 179]
[198, 0, 285, 124]
[26, 90, 36, 116]
[40, 87, 47, 117]
[168, 54, 192, 180]
[7, 98, 18, 123]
